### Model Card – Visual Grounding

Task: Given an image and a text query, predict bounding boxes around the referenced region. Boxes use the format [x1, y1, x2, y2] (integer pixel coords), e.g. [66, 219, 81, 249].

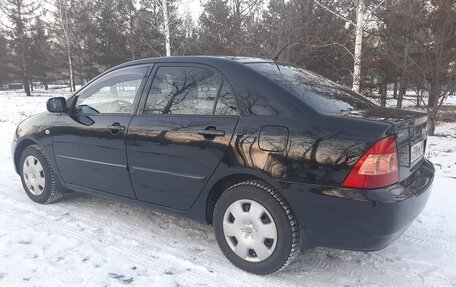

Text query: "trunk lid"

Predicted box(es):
[338, 107, 428, 182]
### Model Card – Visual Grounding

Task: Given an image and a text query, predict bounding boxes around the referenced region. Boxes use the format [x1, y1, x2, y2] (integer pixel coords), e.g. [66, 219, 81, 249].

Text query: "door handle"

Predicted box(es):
[198, 129, 225, 138]
[108, 123, 126, 133]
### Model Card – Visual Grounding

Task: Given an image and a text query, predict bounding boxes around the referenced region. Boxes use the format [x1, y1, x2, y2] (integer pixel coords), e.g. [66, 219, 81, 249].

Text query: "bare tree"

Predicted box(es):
[313, 0, 362, 91]
[160, 0, 171, 56]
[314, 0, 388, 93]
[352, 0, 364, 93]
[55, 0, 75, 91]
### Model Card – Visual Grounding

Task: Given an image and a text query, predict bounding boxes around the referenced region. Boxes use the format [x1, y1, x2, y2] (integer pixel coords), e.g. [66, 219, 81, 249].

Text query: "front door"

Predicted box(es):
[127, 64, 239, 210]
[52, 64, 151, 198]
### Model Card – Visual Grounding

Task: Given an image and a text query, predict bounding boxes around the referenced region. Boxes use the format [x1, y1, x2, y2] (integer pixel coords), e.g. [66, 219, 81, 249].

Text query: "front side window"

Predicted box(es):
[75, 65, 149, 114]
[144, 66, 223, 115]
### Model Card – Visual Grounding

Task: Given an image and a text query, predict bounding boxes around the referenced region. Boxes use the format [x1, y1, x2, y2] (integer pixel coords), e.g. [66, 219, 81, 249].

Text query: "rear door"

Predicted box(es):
[52, 64, 151, 198]
[127, 64, 239, 210]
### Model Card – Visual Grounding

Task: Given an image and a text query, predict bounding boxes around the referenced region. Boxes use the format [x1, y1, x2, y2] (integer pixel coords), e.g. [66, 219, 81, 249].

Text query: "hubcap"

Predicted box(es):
[223, 199, 278, 262]
[22, 155, 46, 196]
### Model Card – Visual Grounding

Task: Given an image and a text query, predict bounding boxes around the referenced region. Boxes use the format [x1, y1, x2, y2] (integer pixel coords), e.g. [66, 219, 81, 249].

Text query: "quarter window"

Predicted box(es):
[75, 65, 149, 114]
[145, 66, 222, 115]
[215, 81, 237, 116]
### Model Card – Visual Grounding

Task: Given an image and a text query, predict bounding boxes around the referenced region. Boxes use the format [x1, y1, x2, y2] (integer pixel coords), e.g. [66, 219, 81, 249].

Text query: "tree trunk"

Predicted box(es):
[393, 78, 398, 99]
[21, 53, 31, 97]
[44, 80, 48, 90]
[161, 0, 171, 56]
[416, 89, 421, 107]
[426, 83, 441, 136]
[128, 7, 135, 60]
[23, 79, 31, 97]
[380, 83, 387, 107]
[397, 87, 405, 109]
[352, 0, 364, 93]
[67, 41, 75, 92]
[57, 0, 76, 92]
[427, 84, 439, 109]
[427, 108, 436, 136]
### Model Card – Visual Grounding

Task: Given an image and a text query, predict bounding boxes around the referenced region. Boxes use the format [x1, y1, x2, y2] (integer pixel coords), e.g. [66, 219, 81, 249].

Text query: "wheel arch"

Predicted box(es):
[14, 138, 38, 173]
[204, 172, 282, 224]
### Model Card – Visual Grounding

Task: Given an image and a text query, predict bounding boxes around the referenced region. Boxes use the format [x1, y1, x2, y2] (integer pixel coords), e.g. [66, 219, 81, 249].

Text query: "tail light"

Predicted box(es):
[342, 136, 398, 189]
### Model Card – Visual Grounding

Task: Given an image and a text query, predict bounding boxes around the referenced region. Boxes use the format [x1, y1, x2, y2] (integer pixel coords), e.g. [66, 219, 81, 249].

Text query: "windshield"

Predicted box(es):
[247, 63, 376, 114]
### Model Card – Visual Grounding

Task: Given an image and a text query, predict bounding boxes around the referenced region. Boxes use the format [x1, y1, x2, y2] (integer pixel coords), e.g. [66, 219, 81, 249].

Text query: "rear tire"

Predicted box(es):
[213, 180, 300, 274]
[20, 145, 63, 204]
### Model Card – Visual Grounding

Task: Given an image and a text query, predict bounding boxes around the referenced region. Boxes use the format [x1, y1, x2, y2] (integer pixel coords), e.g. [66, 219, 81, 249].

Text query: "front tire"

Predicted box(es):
[20, 145, 63, 204]
[213, 180, 300, 274]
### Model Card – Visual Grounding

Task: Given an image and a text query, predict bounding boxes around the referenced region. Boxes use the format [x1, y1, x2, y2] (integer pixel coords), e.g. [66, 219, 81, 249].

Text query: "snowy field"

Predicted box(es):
[1, 89, 456, 286]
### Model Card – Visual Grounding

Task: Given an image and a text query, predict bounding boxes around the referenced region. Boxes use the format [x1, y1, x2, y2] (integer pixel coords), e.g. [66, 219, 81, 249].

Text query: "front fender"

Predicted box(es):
[13, 112, 61, 176]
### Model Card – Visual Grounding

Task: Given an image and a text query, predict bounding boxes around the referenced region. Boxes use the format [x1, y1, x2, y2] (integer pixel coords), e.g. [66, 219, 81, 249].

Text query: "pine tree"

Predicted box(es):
[134, 0, 165, 57]
[29, 16, 52, 89]
[1, 0, 38, 96]
[71, 0, 99, 82]
[93, 0, 130, 68]
[0, 31, 10, 89]
[198, 0, 233, 55]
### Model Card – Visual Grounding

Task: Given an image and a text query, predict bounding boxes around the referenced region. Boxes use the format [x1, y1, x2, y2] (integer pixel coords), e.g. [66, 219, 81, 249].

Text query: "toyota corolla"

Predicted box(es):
[12, 56, 434, 274]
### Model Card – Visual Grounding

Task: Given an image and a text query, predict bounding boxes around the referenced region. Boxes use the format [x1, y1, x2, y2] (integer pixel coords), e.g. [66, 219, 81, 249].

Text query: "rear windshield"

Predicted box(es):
[247, 63, 376, 113]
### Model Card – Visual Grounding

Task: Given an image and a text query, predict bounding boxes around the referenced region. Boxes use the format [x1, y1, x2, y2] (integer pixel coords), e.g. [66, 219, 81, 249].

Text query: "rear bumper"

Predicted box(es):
[278, 159, 434, 251]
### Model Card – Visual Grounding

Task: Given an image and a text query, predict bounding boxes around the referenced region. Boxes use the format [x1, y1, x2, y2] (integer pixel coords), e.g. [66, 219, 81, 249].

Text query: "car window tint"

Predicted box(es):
[76, 65, 149, 114]
[145, 66, 222, 115]
[247, 63, 376, 114]
[215, 81, 237, 116]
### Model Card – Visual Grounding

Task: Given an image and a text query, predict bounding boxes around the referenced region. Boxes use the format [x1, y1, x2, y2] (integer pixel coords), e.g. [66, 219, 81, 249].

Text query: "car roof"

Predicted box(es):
[112, 56, 277, 70]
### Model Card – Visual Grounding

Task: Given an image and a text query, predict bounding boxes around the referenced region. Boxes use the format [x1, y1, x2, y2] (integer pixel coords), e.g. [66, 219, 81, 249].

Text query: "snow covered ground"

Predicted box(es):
[1, 90, 456, 286]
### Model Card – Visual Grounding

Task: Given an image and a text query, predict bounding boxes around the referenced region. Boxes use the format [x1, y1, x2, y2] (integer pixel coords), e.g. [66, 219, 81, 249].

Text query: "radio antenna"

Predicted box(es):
[272, 42, 290, 62]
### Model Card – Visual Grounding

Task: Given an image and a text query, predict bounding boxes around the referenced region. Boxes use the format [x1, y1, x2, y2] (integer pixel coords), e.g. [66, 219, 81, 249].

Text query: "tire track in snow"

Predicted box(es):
[399, 230, 456, 253]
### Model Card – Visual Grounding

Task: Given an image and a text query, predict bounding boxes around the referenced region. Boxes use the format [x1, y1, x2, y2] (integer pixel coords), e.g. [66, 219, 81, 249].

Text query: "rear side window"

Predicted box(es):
[247, 63, 376, 114]
[145, 66, 222, 115]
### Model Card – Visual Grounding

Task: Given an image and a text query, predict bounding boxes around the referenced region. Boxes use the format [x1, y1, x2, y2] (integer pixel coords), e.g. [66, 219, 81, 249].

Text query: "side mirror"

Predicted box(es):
[47, 97, 67, 113]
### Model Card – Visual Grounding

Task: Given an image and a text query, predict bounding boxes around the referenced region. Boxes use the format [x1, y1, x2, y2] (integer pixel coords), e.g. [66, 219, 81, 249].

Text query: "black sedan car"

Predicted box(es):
[12, 56, 434, 274]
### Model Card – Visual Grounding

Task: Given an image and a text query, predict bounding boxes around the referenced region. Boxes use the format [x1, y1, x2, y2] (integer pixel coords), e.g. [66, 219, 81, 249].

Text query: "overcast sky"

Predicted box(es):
[179, 0, 203, 20]
[0, 0, 204, 28]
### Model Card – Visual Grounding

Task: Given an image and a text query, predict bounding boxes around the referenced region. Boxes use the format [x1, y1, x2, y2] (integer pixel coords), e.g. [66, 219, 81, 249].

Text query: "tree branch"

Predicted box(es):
[314, 0, 356, 27]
